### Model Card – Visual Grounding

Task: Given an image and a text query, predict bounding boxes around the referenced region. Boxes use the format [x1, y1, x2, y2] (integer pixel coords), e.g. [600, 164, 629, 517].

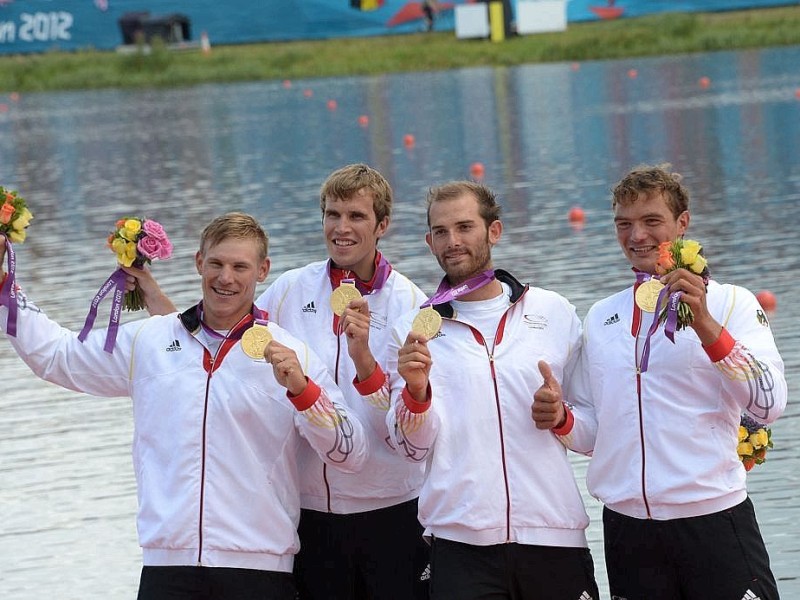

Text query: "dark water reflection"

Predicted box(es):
[1, 46, 799, 598]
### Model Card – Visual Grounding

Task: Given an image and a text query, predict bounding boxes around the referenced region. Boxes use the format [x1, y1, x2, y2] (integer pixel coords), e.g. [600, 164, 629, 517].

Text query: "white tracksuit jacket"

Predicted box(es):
[257, 259, 426, 513]
[387, 270, 591, 548]
[1, 285, 367, 572]
[561, 279, 787, 520]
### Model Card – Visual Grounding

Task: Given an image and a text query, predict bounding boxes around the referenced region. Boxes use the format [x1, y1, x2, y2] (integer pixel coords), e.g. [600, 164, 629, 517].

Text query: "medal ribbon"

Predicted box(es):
[422, 269, 497, 307]
[0, 235, 18, 336]
[328, 252, 392, 295]
[636, 272, 682, 372]
[197, 303, 266, 340]
[78, 267, 127, 353]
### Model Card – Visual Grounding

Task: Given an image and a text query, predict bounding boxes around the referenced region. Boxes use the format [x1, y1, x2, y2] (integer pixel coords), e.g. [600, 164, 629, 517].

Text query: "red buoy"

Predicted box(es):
[568, 206, 586, 223]
[470, 162, 485, 179]
[755, 290, 777, 312]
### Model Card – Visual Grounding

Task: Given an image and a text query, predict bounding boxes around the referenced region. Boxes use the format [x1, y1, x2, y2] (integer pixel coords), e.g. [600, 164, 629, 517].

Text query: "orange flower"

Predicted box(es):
[743, 457, 755, 472]
[0, 202, 15, 225]
[655, 241, 676, 275]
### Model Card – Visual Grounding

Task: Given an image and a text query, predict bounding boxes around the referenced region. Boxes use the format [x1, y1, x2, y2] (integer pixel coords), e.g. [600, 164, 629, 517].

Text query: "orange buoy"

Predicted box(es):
[699, 76, 711, 89]
[9, 92, 19, 102]
[358, 115, 369, 127]
[627, 69, 638, 79]
[755, 290, 777, 312]
[795, 88, 800, 100]
[469, 162, 485, 179]
[568, 206, 586, 223]
[403, 134, 415, 148]
[0, 104, 8, 113]
[570, 62, 580, 72]
[282, 80, 292, 89]
[327, 99, 338, 111]
[303, 89, 313, 98]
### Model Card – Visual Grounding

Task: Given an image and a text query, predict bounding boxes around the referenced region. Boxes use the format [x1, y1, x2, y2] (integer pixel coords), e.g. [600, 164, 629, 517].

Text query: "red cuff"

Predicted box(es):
[402, 384, 432, 414]
[551, 404, 575, 436]
[288, 378, 321, 411]
[703, 328, 735, 362]
[352, 363, 386, 396]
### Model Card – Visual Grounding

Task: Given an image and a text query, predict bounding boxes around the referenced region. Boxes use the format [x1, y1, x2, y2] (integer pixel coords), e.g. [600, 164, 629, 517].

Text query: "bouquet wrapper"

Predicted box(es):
[0, 235, 18, 336]
[638, 273, 683, 373]
[78, 268, 127, 353]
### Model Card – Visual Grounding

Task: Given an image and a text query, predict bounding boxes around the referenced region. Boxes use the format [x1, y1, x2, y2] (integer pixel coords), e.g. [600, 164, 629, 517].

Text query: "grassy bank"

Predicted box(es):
[1, 6, 799, 92]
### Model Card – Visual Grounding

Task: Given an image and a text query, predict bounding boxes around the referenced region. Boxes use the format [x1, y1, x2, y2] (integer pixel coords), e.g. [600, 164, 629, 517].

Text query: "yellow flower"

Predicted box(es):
[111, 237, 128, 255]
[120, 219, 142, 241]
[679, 239, 701, 262]
[688, 254, 707, 274]
[11, 207, 33, 231]
[749, 429, 769, 449]
[679, 240, 704, 272]
[738, 426, 748, 442]
[737, 441, 754, 457]
[7, 228, 26, 243]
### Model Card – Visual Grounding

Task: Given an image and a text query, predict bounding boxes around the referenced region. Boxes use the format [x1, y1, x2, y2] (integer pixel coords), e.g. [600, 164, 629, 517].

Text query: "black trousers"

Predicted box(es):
[136, 565, 296, 600]
[429, 537, 599, 600]
[294, 498, 430, 600]
[604, 497, 780, 600]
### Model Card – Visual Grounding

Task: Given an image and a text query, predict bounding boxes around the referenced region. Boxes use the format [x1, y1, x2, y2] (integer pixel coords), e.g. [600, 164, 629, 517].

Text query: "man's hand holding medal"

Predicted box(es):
[242, 320, 307, 396]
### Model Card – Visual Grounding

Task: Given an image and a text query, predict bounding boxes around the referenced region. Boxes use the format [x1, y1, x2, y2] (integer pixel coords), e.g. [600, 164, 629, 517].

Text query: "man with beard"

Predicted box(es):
[386, 181, 599, 600]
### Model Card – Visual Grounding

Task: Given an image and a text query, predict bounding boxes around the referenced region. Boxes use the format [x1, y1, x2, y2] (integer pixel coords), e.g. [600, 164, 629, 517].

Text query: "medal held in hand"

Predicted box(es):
[635, 278, 665, 313]
[241, 323, 273, 359]
[330, 281, 362, 316]
[411, 306, 442, 339]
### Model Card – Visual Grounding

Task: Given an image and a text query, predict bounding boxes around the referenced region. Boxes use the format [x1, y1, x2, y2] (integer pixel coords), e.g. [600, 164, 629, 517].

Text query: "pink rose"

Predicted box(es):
[142, 219, 168, 241]
[137, 235, 172, 261]
[157, 237, 173, 259]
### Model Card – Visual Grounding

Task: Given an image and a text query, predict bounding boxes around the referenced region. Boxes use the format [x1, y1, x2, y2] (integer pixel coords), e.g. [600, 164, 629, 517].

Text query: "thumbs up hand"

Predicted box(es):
[531, 360, 566, 430]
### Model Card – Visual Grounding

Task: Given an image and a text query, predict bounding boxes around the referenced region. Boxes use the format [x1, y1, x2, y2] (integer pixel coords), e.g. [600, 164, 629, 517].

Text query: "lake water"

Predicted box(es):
[1, 45, 799, 598]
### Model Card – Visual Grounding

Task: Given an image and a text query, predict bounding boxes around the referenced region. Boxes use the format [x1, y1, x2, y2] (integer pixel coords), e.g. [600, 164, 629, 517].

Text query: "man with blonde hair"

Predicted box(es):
[0, 213, 366, 600]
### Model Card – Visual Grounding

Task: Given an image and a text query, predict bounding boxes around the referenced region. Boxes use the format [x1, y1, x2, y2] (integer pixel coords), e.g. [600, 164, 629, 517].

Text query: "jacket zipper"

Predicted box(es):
[197, 352, 215, 565]
[467, 311, 512, 542]
[195, 312, 252, 564]
[632, 297, 652, 519]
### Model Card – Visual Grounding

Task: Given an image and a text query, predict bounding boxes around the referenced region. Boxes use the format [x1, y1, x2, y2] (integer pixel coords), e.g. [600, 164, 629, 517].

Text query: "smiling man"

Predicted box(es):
[387, 180, 599, 600]
[543, 164, 787, 600]
[255, 164, 429, 600]
[0, 213, 366, 600]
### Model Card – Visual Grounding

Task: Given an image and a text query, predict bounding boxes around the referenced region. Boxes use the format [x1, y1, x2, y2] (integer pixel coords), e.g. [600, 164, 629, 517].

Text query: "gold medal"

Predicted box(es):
[330, 282, 362, 316]
[411, 306, 442, 339]
[635, 278, 665, 313]
[241, 323, 273, 359]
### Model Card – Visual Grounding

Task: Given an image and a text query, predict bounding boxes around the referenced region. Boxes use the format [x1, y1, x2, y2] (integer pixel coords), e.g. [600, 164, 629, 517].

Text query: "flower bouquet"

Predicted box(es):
[107, 217, 173, 311]
[79, 216, 172, 353]
[0, 186, 34, 243]
[654, 238, 710, 331]
[737, 414, 773, 472]
[0, 186, 34, 337]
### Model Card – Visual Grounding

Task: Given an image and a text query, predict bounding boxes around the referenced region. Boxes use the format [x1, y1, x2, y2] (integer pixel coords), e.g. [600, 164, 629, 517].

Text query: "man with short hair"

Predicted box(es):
[0, 212, 367, 600]
[388, 181, 599, 600]
[539, 164, 786, 599]
[256, 164, 429, 599]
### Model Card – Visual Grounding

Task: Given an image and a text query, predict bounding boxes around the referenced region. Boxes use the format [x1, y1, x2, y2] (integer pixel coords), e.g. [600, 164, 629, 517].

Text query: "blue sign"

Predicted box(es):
[0, 0, 795, 55]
